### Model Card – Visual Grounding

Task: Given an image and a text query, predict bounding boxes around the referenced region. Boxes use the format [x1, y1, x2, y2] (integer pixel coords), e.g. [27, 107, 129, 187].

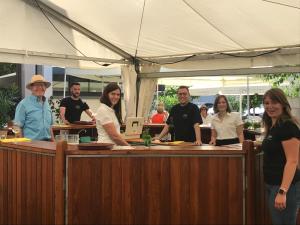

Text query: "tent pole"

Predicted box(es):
[239, 94, 243, 118]
[63, 69, 67, 98]
[247, 76, 250, 117]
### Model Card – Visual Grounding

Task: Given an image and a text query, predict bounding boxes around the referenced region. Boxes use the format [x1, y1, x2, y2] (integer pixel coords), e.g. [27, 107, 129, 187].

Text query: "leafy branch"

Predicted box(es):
[262, 73, 300, 97]
[48, 96, 61, 124]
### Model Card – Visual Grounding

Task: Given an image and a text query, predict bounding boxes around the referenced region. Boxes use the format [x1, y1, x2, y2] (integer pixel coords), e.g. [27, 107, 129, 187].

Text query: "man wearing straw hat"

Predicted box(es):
[14, 74, 53, 140]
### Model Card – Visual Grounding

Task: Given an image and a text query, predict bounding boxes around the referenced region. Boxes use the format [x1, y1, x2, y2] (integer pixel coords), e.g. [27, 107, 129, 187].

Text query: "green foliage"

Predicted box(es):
[244, 121, 252, 129]
[0, 63, 17, 76]
[253, 122, 261, 129]
[244, 120, 261, 130]
[227, 96, 241, 112]
[157, 86, 179, 112]
[262, 73, 300, 97]
[48, 96, 61, 124]
[0, 84, 20, 128]
[227, 94, 263, 115]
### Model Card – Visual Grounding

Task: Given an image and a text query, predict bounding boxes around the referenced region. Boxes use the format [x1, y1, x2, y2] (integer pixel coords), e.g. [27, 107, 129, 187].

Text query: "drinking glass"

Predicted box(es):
[67, 134, 79, 145]
[13, 126, 21, 138]
[0, 130, 7, 140]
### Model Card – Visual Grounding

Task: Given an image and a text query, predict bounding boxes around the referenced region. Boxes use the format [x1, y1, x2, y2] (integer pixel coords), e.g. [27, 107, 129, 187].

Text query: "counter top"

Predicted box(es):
[0, 140, 244, 156]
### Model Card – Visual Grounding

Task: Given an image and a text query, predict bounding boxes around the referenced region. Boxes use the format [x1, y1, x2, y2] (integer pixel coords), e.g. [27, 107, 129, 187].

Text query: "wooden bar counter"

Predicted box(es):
[51, 124, 212, 143]
[0, 140, 266, 225]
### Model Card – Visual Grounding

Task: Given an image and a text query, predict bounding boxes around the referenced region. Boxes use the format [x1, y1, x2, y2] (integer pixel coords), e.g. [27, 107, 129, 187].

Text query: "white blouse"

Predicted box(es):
[211, 112, 243, 140]
[201, 114, 213, 125]
[95, 103, 120, 144]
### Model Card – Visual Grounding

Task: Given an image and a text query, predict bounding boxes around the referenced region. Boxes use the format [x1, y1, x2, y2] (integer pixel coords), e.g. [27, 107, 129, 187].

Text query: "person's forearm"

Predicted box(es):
[157, 125, 169, 139]
[209, 129, 217, 144]
[280, 162, 298, 191]
[194, 124, 201, 142]
[238, 133, 244, 143]
[86, 110, 96, 121]
[86, 110, 93, 118]
[236, 125, 244, 143]
[111, 134, 129, 146]
[59, 107, 68, 123]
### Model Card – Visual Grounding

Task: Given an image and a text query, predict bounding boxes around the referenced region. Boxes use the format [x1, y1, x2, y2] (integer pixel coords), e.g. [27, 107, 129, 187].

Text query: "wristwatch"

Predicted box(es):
[278, 188, 287, 195]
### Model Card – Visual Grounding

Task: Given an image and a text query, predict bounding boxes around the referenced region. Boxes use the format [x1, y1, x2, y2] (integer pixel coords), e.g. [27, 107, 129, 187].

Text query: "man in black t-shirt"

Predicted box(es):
[155, 86, 202, 145]
[59, 82, 95, 124]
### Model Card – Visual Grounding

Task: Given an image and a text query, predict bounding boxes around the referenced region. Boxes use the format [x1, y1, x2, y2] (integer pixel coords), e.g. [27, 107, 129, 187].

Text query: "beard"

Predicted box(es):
[71, 92, 80, 98]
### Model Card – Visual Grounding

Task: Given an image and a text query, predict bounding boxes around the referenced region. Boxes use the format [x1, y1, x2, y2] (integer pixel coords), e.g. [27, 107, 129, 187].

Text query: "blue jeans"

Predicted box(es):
[266, 182, 300, 225]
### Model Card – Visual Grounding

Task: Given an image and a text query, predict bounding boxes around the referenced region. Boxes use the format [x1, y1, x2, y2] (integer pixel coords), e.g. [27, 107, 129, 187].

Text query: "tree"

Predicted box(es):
[262, 73, 300, 97]
[0, 84, 20, 128]
[158, 86, 179, 112]
[227, 96, 240, 112]
[227, 94, 262, 116]
[0, 63, 17, 76]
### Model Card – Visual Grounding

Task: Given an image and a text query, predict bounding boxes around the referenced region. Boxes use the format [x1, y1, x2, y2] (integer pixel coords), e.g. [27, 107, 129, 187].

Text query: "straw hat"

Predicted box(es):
[26, 74, 51, 89]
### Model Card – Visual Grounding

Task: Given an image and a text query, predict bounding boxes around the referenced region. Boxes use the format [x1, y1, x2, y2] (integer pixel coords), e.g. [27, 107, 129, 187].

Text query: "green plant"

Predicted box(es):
[0, 84, 20, 128]
[227, 94, 262, 115]
[227, 96, 240, 112]
[244, 121, 252, 129]
[252, 122, 261, 129]
[48, 96, 61, 124]
[157, 86, 179, 112]
[141, 128, 151, 146]
[0, 63, 16, 76]
[262, 73, 300, 97]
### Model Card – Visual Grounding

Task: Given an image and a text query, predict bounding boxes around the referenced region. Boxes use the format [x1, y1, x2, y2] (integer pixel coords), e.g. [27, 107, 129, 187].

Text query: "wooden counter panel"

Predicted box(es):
[0, 147, 55, 225]
[0, 141, 56, 154]
[67, 155, 244, 225]
[254, 152, 272, 225]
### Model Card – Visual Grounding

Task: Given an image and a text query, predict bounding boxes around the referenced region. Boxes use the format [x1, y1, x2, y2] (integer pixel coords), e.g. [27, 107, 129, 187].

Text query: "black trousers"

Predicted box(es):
[216, 138, 239, 146]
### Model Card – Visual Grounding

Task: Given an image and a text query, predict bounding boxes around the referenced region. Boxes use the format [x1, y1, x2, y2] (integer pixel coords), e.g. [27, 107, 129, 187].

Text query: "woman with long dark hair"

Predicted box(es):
[209, 95, 244, 146]
[95, 83, 129, 146]
[261, 88, 300, 224]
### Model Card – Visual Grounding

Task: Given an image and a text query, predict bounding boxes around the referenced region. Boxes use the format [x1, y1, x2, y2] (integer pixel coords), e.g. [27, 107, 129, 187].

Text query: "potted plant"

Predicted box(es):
[244, 121, 252, 130]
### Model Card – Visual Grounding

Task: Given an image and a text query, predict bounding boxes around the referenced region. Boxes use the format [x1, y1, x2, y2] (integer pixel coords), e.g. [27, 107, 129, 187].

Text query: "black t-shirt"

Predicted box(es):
[59, 97, 89, 123]
[166, 102, 202, 142]
[262, 120, 300, 185]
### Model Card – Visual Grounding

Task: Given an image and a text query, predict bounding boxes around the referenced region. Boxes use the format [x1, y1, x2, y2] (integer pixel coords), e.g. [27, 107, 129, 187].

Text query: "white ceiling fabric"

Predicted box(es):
[0, 0, 123, 68]
[0, 0, 299, 72]
[39, 0, 300, 57]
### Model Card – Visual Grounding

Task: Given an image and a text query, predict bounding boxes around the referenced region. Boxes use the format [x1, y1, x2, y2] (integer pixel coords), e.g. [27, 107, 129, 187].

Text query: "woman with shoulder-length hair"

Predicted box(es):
[209, 95, 244, 146]
[261, 88, 300, 225]
[95, 83, 129, 146]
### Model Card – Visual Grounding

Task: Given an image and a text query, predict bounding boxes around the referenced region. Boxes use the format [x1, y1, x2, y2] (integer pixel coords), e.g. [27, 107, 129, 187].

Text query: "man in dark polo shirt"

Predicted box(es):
[155, 86, 202, 145]
[59, 82, 95, 124]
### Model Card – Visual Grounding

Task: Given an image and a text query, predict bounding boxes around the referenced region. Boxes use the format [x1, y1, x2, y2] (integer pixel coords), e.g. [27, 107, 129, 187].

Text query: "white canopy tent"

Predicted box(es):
[159, 76, 272, 96]
[0, 0, 300, 117]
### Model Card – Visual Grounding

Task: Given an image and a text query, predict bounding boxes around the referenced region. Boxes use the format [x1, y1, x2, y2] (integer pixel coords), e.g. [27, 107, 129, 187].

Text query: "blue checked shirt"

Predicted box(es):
[14, 95, 53, 140]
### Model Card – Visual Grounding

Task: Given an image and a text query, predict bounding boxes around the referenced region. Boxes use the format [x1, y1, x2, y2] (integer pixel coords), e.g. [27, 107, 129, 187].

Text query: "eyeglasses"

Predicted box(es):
[178, 92, 188, 96]
[200, 108, 207, 111]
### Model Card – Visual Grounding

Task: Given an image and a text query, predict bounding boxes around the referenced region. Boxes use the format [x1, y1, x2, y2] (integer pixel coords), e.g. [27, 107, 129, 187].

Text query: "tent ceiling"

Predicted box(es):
[39, 0, 300, 58]
[0, 0, 299, 71]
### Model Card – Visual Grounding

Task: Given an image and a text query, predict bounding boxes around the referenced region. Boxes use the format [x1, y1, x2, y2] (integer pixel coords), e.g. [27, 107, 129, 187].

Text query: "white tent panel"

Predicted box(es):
[162, 51, 300, 72]
[0, 0, 123, 68]
[66, 67, 121, 77]
[0, 0, 299, 70]
[189, 84, 272, 96]
[158, 76, 270, 87]
[41, 0, 300, 57]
